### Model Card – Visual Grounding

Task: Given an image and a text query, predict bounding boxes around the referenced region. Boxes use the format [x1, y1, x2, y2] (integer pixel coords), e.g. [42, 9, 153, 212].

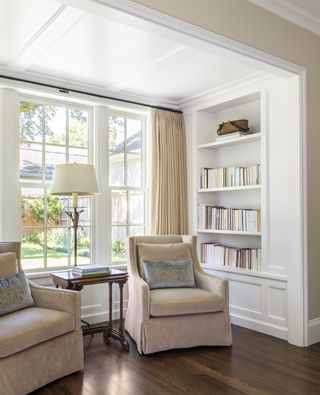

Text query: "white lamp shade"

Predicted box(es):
[50, 163, 99, 196]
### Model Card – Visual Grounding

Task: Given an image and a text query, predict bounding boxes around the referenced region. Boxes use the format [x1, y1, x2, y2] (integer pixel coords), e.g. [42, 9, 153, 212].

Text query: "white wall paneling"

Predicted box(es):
[205, 267, 288, 339]
[308, 318, 320, 345]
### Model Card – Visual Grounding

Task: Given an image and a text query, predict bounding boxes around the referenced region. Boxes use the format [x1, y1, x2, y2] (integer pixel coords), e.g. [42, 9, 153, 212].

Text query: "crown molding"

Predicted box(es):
[248, 0, 320, 36]
[177, 71, 269, 108]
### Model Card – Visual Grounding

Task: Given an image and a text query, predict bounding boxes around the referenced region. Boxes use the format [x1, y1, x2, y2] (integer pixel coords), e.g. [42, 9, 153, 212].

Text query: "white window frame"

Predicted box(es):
[109, 109, 147, 264]
[19, 95, 94, 272]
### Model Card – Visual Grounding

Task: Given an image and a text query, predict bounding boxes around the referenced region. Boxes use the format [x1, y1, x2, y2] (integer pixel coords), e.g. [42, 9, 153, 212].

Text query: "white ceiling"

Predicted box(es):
[0, 0, 261, 107]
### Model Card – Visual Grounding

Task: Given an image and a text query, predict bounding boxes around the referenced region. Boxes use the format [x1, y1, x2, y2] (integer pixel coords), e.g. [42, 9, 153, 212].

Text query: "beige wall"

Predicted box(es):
[131, 0, 320, 320]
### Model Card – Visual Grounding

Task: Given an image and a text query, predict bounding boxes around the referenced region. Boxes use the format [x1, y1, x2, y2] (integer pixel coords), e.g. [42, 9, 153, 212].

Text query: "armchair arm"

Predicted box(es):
[29, 280, 82, 330]
[194, 270, 229, 311]
[128, 274, 150, 321]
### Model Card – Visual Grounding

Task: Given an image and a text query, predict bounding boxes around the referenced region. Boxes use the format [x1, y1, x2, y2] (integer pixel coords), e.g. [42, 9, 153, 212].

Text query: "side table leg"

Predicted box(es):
[104, 282, 113, 343]
[118, 282, 129, 351]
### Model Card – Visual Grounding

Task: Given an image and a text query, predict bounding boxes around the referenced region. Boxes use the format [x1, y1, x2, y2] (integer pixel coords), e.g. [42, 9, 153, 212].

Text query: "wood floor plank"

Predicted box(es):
[31, 325, 320, 395]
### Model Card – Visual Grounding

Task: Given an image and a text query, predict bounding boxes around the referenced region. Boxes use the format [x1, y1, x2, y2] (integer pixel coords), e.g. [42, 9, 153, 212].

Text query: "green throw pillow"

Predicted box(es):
[143, 259, 195, 289]
[0, 272, 34, 316]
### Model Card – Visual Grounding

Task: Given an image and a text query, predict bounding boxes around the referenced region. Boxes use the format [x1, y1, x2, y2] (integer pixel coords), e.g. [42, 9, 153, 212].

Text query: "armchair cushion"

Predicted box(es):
[0, 252, 18, 279]
[144, 259, 195, 289]
[150, 287, 224, 317]
[137, 243, 192, 280]
[0, 272, 34, 316]
[0, 307, 75, 358]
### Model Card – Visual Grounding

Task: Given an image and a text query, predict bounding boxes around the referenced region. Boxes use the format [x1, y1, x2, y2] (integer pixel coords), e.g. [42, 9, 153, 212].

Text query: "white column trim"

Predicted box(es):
[93, 105, 111, 265]
[0, 88, 20, 241]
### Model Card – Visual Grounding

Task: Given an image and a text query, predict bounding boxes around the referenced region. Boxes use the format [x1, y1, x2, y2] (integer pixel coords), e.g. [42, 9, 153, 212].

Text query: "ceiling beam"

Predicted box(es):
[9, 6, 85, 71]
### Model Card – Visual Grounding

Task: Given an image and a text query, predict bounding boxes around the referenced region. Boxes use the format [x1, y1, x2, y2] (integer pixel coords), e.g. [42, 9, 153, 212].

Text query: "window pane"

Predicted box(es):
[129, 226, 144, 236]
[127, 153, 142, 187]
[127, 119, 142, 153]
[112, 190, 127, 225]
[69, 110, 88, 147]
[20, 102, 43, 142]
[74, 227, 91, 265]
[45, 106, 66, 145]
[20, 142, 43, 179]
[109, 116, 124, 186]
[22, 188, 45, 226]
[129, 191, 144, 224]
[112, 226, 127, 262]
[47, 228, 70, 268]
[77, 197, 90, 226]
[46, 195, 66, 227]
[69, 147, 88, 164]
[45, 145, 66, 180]
[21, 229, 45, 270]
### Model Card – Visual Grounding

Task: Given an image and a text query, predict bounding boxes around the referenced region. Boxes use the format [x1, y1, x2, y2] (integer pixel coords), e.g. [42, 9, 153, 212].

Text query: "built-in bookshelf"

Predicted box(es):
[195, 92, 263, 275]
[184, 77, 302, 343]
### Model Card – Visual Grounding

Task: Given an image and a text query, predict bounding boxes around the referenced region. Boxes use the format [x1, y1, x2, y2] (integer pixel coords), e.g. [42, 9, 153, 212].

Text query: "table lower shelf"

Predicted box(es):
[81, 321, 129, 351]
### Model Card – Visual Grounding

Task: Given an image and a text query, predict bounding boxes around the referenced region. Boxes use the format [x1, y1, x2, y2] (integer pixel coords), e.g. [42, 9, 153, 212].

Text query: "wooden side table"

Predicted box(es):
[51, 269, 129, 351]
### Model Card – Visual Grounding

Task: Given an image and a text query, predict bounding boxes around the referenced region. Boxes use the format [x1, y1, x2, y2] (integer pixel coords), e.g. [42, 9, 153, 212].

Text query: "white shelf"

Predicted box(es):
[198, 185, 261, 192]
[198, 133, 261, 149]
[198, 229, 261, 236]
[201, 264, 287, 282]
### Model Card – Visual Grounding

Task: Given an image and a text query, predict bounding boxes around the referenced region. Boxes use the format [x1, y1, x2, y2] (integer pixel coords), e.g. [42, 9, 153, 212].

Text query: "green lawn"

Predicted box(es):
[22, 241, 125, 269]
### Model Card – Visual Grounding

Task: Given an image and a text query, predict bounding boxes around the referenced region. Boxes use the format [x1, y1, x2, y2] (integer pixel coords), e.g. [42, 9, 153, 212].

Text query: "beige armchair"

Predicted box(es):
[125, 235, 232, 354]
[0, 242, 84, 395]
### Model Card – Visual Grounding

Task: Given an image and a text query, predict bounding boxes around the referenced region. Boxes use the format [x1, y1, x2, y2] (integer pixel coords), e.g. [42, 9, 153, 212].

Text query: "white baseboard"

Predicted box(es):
[231, 313, 288, 340]
[308, 317, 320, 345]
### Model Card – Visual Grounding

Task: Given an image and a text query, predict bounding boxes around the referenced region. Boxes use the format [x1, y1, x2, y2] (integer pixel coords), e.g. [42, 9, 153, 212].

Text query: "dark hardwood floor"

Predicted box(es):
[32, 325, 320, 395]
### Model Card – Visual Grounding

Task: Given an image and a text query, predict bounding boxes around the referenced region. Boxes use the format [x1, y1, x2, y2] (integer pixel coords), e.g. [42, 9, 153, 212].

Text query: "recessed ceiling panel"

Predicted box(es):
[29, 13, 183, 88]
[120, 48, 257, 102]
[0, 0, 61, 65]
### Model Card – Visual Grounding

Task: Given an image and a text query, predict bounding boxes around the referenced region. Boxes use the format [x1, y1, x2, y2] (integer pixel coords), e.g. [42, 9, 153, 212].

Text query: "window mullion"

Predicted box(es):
[42, 105, 48, 270]
[66, 108, 71, 268]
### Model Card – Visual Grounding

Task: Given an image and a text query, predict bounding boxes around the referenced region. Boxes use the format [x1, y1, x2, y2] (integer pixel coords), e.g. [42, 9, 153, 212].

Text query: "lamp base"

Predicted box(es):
[65, 207, 84, 266]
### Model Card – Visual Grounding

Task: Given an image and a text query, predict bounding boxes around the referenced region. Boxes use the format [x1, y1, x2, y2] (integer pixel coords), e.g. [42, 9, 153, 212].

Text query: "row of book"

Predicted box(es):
[198, 204, 261, 232]
[199, 164, 261, 189]
[73, 264, 111, 277]
[201, 242, 261, 271]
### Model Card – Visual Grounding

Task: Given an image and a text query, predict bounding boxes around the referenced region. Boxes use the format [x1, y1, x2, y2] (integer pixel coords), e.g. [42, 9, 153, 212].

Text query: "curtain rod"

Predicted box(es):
[0, 74, 183, 114]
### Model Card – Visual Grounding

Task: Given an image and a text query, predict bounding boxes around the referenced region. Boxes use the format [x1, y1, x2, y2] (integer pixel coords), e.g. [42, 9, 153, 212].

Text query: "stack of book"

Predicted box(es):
[201, 242, 261, 271]
[72, 265, 111, 277]
[198, 204, 261, 232]
[199, 164, 261, 189]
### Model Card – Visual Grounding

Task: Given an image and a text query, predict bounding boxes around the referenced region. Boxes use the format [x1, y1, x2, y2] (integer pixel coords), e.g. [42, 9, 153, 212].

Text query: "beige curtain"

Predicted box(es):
[151, 109, 188, 235]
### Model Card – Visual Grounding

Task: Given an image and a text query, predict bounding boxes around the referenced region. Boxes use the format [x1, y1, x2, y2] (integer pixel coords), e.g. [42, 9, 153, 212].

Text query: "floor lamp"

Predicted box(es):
[50, 163, 99, 266]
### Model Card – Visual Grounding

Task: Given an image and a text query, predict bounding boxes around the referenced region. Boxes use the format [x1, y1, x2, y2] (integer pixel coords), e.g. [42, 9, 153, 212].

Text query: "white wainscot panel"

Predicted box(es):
[267, 285, 287, 325]
[81, 282, 128, 324]
[229, 279, 262, 317]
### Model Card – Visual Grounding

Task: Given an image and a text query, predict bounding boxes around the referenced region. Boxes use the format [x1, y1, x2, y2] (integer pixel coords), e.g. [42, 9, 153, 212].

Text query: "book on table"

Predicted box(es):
[72, 264, 111, 277]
